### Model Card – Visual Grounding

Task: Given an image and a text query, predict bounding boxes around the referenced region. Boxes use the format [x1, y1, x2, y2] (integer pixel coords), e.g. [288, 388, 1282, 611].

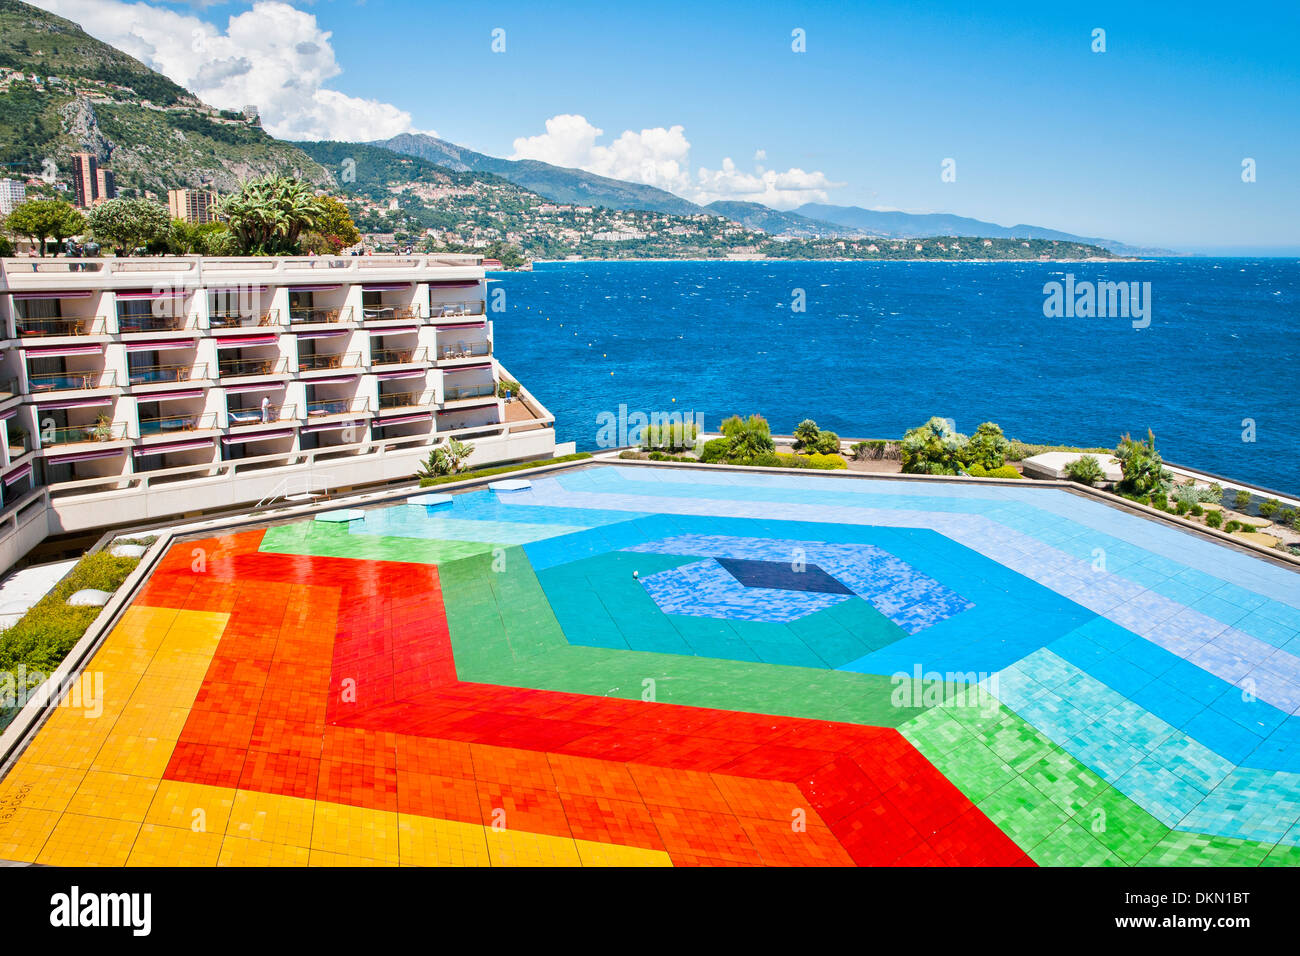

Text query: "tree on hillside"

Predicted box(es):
[86, 198, 170, 255]
[217, 176, 323, 255]
[5, 199, 85, 256]
[300, 196, 361, 254]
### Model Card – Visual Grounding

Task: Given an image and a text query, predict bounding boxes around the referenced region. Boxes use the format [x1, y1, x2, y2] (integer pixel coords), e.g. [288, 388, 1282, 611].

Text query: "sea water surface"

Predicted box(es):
[489, 259, 1299, 495]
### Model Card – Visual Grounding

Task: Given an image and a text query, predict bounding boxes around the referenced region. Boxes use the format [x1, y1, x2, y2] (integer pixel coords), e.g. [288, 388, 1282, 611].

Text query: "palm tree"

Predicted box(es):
[218, 176, 323, 255]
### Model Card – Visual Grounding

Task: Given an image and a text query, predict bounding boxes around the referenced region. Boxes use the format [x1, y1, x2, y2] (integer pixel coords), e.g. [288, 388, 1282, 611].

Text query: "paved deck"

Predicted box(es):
[2, 464, 1298, 866]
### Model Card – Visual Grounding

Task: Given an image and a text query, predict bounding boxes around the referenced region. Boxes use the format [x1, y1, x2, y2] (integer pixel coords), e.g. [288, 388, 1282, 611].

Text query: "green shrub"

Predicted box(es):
[962, 422, 1010, 470]
[1224, 520, 1241, 533]
[1175, 499, 1191, 515]
[418, 452, 592, 486]
[719, 414, 775, 461]
[806, 453, 848, 470]
[1114, 430, 1173, 497]
[1259, 498, 1280, 519]
[1278, 508, 1295, 526]
[1233, 489, 1252, 511]
[1205, 510, 1223, 529]
[699, 438, 731, 464]
[0, 552, 140, 693]
[1190, 503, 1204, 517]
[790, 420, 842, 455]
[813, 431, 841, 455]
[792, 419, 821, 452]
[640, 421, 698, 452]
[1151, 492, 1168, 511]
[1063, 456, 1105, 486]
[900, 417, 967, 475]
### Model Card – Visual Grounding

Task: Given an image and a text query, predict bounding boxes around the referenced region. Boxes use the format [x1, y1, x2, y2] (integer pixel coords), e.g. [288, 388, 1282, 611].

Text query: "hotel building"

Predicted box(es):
[0, 254, 558, 573]
[168, 188, 219, 224]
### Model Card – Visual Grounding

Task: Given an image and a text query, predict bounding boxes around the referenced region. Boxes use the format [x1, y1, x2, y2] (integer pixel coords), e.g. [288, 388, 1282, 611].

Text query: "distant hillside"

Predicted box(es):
[704, 200, 863, 238]
[794, 203, 1172, 256]
[0, 0, 330, 196]
[371, 132, 705, 216]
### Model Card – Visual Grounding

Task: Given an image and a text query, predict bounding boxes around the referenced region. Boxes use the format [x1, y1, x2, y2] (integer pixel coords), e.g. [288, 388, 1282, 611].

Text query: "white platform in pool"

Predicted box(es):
[490, 479, 532, 492]
[409, 493, 454, 506]
[315, 509, 365, 522]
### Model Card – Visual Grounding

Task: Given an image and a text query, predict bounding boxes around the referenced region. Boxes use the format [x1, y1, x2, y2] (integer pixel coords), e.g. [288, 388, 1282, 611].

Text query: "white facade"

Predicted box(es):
[0, 254, 556, 572]
[0, 179, 26, 216]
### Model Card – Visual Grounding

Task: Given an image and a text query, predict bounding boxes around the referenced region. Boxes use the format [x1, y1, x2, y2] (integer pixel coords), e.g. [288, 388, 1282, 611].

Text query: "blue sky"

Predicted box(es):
[43, 0, 1300, 250]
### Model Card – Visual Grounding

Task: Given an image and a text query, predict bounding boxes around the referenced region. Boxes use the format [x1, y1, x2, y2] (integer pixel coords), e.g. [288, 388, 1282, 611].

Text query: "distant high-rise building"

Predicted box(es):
[69, 152, 116, 207]
[70, 152, 97, 208]
[96, 168, 117, 203]
[0, 178, 26, 215]
[168, 188, 219, 224]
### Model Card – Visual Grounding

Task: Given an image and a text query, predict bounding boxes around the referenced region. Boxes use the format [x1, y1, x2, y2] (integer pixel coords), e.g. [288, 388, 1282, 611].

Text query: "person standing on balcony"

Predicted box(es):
[261, 396, 271, 423]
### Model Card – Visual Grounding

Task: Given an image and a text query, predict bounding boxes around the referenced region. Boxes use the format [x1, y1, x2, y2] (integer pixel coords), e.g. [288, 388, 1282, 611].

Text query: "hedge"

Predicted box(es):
[418, 452, 593, 486]
[966, 464, 1023, 479]
[0, 551, 141, 723]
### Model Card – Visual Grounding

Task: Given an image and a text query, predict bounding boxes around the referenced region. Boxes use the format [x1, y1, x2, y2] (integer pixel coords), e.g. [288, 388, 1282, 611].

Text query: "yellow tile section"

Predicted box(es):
[574, 839, 673, 867]
[0, 607, 229, 865]
[65, 770, 159, 823]
[37, 813, 139, 866]
[127, 824, 223, 867]
[0, 761, 84, 814]
[146, 780, 235, 834]
[310, 802, 399, 864]
[227, 789, 314, 846]
[486, 828, 583, 867]
[0, 602, 677, 866]
[397, 813, 491, 866]
[218, 836, 311, 867]
[0, 807, 60, 863]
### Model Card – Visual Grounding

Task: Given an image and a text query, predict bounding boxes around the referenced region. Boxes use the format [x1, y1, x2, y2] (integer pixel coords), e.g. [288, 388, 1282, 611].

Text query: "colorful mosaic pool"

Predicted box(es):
[3, 464, 1299, 866]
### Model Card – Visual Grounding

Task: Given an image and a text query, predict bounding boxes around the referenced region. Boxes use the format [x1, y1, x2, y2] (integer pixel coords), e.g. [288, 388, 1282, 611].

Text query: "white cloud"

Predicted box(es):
[510, 115, 840, 210]
[30, 0, 427, 140]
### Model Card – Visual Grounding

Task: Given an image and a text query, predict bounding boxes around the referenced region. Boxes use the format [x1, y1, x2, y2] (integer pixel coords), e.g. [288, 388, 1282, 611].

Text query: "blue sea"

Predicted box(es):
[489, 259, 1299, 496]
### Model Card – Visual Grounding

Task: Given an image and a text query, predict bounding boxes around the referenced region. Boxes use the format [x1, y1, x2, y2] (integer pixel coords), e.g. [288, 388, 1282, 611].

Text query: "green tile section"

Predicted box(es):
[260, 522, 499, 564]
[901, 699, 1285, 866]
[537, 548, 907, 667]
[438, 545, 954, 728]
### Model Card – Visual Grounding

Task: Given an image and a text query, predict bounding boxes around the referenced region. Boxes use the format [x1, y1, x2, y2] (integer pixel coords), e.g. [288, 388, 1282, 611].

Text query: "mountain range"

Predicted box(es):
[372, 133, 1169, 255]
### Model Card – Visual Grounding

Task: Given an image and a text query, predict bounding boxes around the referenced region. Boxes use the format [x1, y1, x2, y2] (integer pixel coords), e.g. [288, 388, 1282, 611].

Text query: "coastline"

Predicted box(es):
[512, 255, 1138, 268]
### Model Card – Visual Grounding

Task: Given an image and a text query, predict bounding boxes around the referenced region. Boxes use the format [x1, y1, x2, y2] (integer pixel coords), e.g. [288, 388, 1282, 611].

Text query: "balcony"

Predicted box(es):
[298, 351, 362, 372]
[378, 389, 431, 411]
[427, 300, 486, 320]
[227, 402, 297, 427]
[305, 397, 370, 419]
[288, 306, 353, 326]
[128, 364, 206, 386]
[118, 313, 190, 334]
[139, 412, 217, 437]
[42, 421, 128, 446]
[27, 370, 116, 393]
[209, 309, 282, 331]
[361, 304, 423, 322]
[435, 340, 492, 363]
[371, 347, 427, 367]
[15, 316, 108, 337]
[217, 357, 289, 380]
[443, 383, 497, 402]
